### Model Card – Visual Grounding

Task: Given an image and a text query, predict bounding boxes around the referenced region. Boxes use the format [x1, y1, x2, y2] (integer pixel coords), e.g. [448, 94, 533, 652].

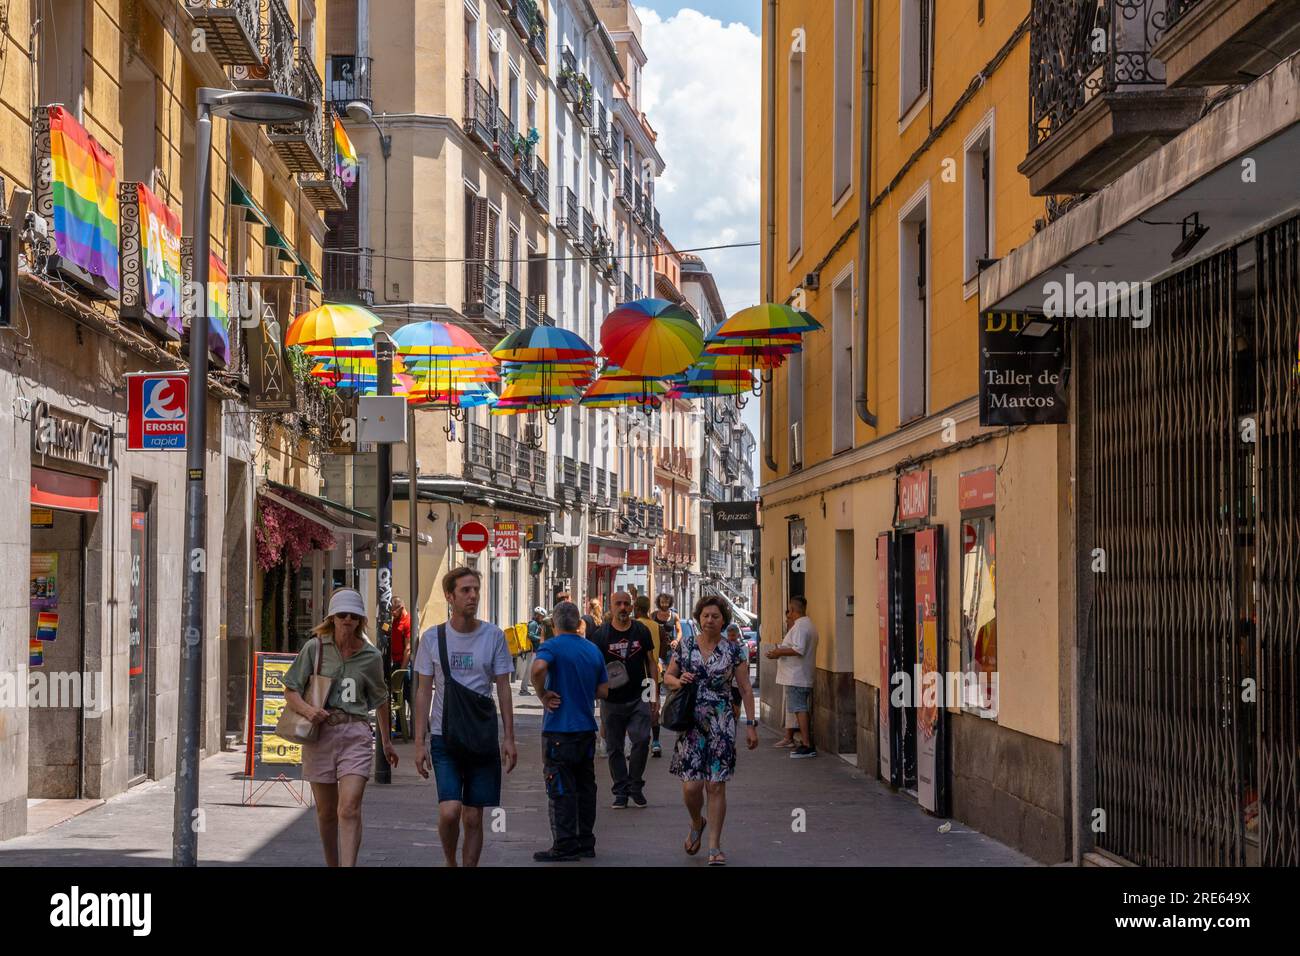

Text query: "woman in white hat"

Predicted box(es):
[283, 587, 397, 866]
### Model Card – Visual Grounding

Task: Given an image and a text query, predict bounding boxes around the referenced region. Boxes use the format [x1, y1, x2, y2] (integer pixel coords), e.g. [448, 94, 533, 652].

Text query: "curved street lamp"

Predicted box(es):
[175, 88, 311, 869]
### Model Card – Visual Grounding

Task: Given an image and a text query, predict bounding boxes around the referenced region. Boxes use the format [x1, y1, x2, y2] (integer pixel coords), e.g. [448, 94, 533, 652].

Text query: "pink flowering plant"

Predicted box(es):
[255, 495, 336, 571]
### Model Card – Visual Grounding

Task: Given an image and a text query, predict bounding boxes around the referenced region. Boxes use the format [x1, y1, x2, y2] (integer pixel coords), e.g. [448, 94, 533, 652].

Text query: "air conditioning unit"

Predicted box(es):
[803, 272, 820, 291]
[789, 421, 802, 469]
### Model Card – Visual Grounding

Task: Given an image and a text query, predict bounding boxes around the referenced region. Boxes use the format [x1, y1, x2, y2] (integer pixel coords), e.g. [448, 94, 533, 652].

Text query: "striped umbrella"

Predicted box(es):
[599, 298, 703, 378]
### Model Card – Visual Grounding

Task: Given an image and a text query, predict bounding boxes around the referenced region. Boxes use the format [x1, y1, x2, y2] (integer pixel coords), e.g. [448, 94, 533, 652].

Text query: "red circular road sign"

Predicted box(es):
[457, 521, 490, 554]
[963, 523, 977, 554]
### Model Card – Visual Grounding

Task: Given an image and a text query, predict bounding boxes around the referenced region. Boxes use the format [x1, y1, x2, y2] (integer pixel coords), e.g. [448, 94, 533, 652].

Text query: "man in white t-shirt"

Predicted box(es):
[766, 595, 817, 758]
[414, 567, 517, 867]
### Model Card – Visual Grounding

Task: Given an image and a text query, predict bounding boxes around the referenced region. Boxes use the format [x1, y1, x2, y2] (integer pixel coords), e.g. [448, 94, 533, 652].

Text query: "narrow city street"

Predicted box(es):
[0, 687, 1031, 867]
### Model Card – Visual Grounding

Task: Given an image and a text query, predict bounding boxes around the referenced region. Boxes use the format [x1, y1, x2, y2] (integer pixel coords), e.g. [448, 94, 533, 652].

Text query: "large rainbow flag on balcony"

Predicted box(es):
[49, 105, 120, 292]
[137, 184, 183, 334]
[207, 253, 231, 365]
[334, 115, 358, 187]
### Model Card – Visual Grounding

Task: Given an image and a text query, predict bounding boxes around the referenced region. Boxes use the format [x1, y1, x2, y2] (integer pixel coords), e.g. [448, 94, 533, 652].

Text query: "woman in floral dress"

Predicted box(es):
[664, 595, 758, 865]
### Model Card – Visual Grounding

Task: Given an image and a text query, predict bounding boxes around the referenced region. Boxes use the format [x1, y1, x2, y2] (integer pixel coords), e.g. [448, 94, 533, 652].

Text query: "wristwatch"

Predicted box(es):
[744, 718, 758, 727]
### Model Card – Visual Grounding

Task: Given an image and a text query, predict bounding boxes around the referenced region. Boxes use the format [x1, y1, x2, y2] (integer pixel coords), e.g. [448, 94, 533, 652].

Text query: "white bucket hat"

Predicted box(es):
[328, 588, 367, 619]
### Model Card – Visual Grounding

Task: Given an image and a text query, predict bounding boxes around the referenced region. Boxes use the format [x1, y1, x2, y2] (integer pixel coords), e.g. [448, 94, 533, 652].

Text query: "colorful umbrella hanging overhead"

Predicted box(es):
[285, 302, 383, 346]
[599, 297, 704, 378]
[713, 303, 823, 338]
[491, 326, 596, 427]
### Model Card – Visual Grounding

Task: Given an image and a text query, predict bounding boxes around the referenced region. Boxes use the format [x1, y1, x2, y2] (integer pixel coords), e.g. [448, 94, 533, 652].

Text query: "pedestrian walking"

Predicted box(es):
[590, 591, 659, 808]
[664, 595, 758, 866]
[517, 607, 546, 696]
[635, 595, 665, 757]
[529, 602, 610, 861]
[767, 596, 818, 757]
[413, 567, 519, 867]
[282, 588, 397, 867]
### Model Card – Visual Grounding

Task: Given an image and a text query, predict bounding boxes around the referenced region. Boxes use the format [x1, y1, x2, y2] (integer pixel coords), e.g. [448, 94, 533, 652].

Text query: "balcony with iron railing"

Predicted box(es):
[495, 433, 515, 484]
[300, 116, 346, 211]
[578, 461, 593, 498]
[494, 109, 519, 174]
[325, 54, 371, 111]
[466, 423, 493, 479]
[1019, 0, 1205, 196]
[233, 0, 295, 92]
[525, 295, 553, 327]
[527, 2, 547, 65]
[532, 157, 550, 214]
[509, 0, 535, 40]
[559, 46, 584, 105]
[187, 0, 262, 66]
[1154, 0, 1300, 88]
[464, 78, 497, 150]
[578, 90, 595, 128]
[268, 46, 326, 173]
[561, 457, 580, 506]
[465, 264, 503, 322]
[595, 466, 609, 504]
[504, 281, 522, 329]
[581, 209, 597, 253]
[515, 149, 535, 197]
[557, 187, 581, 242]
[323, 248, 373, 306]
[703, 473, 725, 502]
[620, 271, 633, 303]
[594, 104, 612, 160]
[631, 180, 644, 223]
[617, 166, 634, 210]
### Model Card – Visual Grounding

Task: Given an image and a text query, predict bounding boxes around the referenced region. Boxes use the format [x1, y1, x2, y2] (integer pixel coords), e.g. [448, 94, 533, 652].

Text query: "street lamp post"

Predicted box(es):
[374, 331, 395, 785]
[173, 89, 311, 868]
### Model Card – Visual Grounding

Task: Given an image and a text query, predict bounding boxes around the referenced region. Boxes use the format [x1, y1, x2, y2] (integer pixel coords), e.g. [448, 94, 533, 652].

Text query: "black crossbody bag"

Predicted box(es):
[660, 633, 698, 732]
[437, 624, 499, 760]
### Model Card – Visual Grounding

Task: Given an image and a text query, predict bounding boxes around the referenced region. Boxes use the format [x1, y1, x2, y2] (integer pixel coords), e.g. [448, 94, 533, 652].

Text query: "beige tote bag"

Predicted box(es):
[275, 638, 333, 744]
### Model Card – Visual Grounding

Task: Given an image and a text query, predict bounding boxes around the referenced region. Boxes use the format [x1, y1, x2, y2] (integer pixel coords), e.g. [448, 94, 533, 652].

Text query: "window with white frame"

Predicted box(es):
[464, 11, 478, 82]
[898, 189, 929, 424]
[40, 0, 86, 116]
[900, 0, 932, 116]
[963, 114, 994, 282]
[787, 46, 805, 259]
[831, 271, 854, 453]
[832, 0, 855, 202]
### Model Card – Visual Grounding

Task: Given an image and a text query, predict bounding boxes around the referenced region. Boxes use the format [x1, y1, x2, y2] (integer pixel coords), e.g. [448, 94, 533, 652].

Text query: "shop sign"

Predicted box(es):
[627, 548, 651, 567]
[713, 500, 759, 531]
[493, 521, 521, 559]
[31, 508, 54, 529]
[32, 401, 113, 471]
[897, 470, 931, 522]
[979, 312, 1069, 425]
[126, 372, 188, 451]
[958, 467, 996, 512]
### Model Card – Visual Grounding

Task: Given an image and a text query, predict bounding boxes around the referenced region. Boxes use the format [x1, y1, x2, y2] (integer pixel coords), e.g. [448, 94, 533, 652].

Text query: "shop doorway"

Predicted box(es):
[29, 506, 90, 798]
[128, 485, 153, 783]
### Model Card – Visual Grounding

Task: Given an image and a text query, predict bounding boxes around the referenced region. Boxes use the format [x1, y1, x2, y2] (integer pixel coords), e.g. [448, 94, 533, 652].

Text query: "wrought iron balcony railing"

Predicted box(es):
[621, 271, 633, 303]
[532, 157, 550, 214]
[631, 180, 644, 223]
[557, 187, 580, 242]
[1164, 0, 1203, 26]
[528, 3, 547, 65]
[467, 423, 492, 469]
[495, 109, 518, 173]
[323, 248, 373, 305]
[509, 0, 533, 40]
[581, 209, 596, 253]
[495, 433, 515, 479]
[617, 166, 634, 210]
[465, 263, 502, 319]
[504, 281, 522, 329]
[559, 47, 584, 104]
[232, 0, 295, 93]
[578, 461, 592, 496]
[326, 54, 371, 110]
[578, 91, 595, 128]
[516, 151, 535, 196]
[464, 78, 497, 150]
[268, 46, 326, 173]
[1028, 0, 1169, 153]
[187, 0, 262, 66]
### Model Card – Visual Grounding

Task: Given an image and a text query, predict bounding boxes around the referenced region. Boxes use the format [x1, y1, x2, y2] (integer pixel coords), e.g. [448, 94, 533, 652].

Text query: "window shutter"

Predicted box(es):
[466, 193, 488, 303]
[528, 252, 547, 307]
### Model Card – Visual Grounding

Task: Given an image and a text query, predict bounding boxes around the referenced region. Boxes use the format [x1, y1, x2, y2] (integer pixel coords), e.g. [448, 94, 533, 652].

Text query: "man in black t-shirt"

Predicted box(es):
[589, 591, 659, 808]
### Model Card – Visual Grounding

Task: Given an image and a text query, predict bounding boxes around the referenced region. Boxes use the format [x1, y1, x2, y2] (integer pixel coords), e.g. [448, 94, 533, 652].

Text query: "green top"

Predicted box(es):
[282, 633, 389, 718]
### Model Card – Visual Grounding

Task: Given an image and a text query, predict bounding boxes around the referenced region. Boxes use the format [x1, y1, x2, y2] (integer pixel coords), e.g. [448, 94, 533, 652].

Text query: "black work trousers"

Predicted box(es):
[542, 731, 598, 854]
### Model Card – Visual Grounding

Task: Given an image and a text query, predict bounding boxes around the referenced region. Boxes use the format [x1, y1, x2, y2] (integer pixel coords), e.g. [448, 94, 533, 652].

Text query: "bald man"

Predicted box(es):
[588, 590, 659, 808]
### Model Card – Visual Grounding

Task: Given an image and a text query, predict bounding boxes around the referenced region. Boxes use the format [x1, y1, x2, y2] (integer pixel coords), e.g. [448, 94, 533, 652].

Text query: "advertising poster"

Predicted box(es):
[244, 652, 303, 782]
[29, 638, 44, 667]
[31, 508, 54, 529]
[30, 552, 59, 610]
[36, 612, 59, 642]
[876, 533, 894, 785]
[493, 521, 521, 559]
[914, 528, 944, 814]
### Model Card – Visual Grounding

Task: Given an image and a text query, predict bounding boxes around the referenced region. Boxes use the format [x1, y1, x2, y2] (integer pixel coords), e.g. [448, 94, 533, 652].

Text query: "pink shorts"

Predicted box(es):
[302, 720, 374, 783]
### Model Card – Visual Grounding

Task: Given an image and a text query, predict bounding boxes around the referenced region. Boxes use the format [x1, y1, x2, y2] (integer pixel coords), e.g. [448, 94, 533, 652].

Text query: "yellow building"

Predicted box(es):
[0, 0, 333, 836]
[761, 0, 1069, 861]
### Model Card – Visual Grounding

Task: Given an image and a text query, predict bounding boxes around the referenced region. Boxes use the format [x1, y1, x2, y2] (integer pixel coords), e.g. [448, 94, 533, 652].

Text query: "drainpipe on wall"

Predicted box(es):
[762, 0, 779, 473]
[855, 0, 878, 428]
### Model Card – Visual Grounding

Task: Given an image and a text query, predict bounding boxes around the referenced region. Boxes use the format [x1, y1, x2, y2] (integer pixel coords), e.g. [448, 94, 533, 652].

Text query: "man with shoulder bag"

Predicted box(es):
[414, 567, 518, 867]
[589, 591, 658, 808]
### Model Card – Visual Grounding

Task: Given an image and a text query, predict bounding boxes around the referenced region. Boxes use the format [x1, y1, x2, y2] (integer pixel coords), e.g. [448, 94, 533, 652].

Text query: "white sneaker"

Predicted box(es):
[596, 739, 608, 758]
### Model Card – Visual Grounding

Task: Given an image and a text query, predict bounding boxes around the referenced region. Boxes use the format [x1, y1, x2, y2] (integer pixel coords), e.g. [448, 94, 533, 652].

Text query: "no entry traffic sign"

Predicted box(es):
[457, 521, 490, 554]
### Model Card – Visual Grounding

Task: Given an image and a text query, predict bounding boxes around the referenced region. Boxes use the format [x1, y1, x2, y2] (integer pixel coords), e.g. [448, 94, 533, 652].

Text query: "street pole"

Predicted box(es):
[407, 404, 420, 661]
[374, 334, 394, 784]
[173, 97, 214, 867]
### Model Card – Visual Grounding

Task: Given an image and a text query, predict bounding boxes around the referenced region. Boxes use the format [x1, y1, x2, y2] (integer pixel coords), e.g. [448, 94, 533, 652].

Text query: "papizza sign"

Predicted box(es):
[126, 372, 188, 451]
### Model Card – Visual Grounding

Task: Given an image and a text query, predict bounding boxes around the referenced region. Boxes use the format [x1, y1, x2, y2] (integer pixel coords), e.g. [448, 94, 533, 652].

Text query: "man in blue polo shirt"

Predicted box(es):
[530, 602, 609, 862]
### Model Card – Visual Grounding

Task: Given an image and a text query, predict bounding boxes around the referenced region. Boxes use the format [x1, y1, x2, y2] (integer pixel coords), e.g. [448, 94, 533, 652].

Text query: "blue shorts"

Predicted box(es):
[785, 685, 812, 713]
[429, 735, 501, 807]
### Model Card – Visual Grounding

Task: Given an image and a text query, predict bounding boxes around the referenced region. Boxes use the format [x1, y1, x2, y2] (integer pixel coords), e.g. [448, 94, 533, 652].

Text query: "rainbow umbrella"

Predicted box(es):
[713, 303, 823, 338]
[492, 325, 595, 363]
[286, 303, 382, 346]
[600, 298, 703, 378]
[393, 320, 486, 357]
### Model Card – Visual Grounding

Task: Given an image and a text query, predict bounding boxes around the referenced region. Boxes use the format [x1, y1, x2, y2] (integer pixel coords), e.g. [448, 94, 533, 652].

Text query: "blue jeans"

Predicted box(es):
[429, 735, 501, 807]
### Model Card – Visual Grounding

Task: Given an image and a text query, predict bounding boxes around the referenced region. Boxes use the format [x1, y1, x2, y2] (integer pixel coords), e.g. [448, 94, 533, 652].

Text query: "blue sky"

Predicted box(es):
[637, 0, 760, 32]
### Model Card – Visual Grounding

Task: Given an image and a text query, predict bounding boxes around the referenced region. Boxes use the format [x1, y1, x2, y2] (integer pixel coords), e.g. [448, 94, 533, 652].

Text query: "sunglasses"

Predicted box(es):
[335, 612, 363, 622]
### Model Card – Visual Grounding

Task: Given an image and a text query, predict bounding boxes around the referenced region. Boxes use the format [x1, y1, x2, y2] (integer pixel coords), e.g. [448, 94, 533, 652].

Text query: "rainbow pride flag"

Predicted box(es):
[49, 105, 120, 292]
[334, 115, 358, 187]
[208, 253, 231, 365]
[36, 611, 59, 642]
[29, 638, 43, 667]
[138, 184, 183, 334]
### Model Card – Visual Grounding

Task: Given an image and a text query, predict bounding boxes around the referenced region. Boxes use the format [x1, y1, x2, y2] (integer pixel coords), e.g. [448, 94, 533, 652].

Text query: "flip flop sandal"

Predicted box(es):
[685, 818, 707, 855]
[707, 848, 727, 866]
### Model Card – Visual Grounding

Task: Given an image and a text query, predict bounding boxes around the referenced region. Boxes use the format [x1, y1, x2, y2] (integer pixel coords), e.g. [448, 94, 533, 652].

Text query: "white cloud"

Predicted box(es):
[638, 6, 761, 319]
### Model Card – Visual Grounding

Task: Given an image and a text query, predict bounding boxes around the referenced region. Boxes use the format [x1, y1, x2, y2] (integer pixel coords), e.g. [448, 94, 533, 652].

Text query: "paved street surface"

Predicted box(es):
[0, 688, 1033, 866]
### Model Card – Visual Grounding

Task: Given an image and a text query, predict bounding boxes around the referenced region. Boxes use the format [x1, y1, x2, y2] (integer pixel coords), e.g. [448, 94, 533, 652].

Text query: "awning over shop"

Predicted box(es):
[259, 480, 374, 537]
[981, 60, 1300, 315]
[229, 177, 270, 227]
[702, 584, 755, 627]
[296, 261, 323, 293]
[31, 466, 100, 513]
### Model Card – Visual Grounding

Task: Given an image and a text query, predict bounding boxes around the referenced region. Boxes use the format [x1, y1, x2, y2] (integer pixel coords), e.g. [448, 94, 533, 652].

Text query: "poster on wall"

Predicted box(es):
[876, 533, 896, 786]
[35, 612, 60, 642]
[30, 552, 59, 610]
[914, 527, 946, 815]
[29, 638, 44, 667]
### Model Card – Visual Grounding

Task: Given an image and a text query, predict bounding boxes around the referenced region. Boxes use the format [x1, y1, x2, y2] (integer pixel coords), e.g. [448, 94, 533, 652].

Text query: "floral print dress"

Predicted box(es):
[669, 634, 745, 783]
